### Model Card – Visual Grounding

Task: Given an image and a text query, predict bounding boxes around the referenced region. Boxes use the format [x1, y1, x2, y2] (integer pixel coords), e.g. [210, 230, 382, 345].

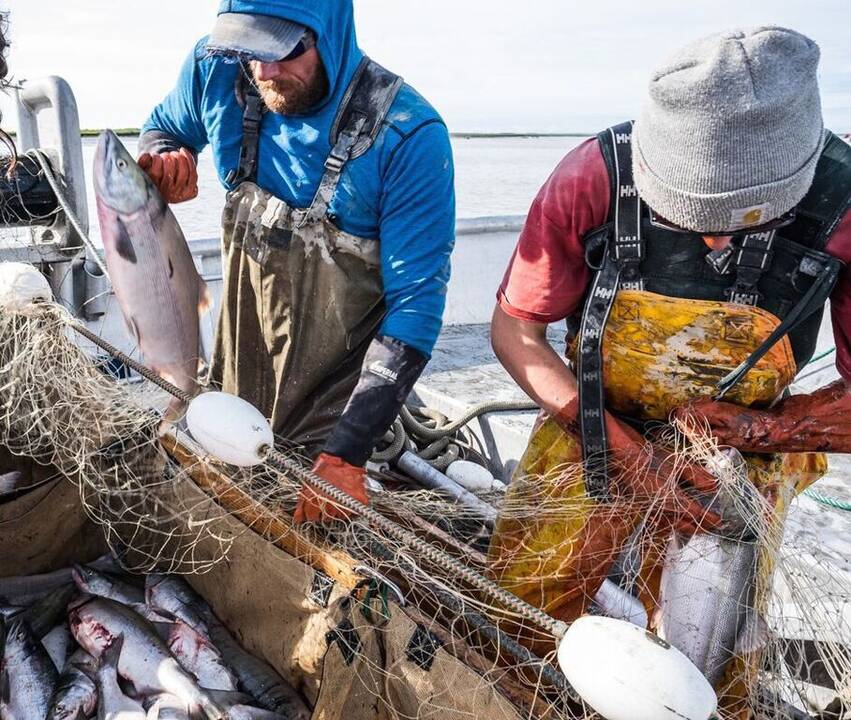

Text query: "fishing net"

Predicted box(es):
[1, 297, 851, 720]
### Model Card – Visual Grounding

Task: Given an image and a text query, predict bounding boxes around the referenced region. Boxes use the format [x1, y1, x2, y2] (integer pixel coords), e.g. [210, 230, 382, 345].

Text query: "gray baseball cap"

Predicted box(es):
[207, 12, 307, 63]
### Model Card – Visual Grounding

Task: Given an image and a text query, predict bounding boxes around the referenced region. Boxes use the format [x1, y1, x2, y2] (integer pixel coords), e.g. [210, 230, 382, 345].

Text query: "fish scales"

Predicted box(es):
[660, 448, 764, 688]
[94, 130, 206, 420]
[68, 597, 225, 720]
[47, 650, 98, 720]
[0, 618, 58, 720]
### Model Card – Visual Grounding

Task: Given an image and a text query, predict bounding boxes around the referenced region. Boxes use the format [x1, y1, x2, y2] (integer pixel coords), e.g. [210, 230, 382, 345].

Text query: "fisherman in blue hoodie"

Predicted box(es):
[139, 1, 455, 524]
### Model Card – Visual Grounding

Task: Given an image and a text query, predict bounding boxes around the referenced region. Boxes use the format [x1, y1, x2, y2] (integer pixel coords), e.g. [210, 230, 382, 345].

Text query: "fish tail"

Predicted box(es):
[195, 693, 227, 720]
[158, 398, 188, 435]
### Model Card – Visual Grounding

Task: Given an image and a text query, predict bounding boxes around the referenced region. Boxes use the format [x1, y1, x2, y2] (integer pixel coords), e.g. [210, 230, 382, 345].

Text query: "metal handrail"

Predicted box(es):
[15, 76, 88, 240]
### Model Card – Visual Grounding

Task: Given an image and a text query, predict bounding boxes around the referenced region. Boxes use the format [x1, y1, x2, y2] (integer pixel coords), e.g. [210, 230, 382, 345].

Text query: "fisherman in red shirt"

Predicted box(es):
[487, 26, 851, 714]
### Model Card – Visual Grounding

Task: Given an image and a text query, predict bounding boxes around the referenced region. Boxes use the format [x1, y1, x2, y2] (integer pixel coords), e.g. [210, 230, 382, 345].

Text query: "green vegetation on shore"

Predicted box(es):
[80, 128, 140, 137]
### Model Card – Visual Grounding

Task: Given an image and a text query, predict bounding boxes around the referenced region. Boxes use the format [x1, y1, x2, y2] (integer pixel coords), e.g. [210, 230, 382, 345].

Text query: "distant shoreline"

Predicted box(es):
[8, 129, 592, 139]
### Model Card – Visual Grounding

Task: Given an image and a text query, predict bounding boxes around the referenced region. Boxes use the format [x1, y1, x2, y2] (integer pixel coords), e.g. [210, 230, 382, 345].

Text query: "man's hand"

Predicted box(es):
[556, 401, 721, 535]
[138, 148, 198, 204]
[673, 379, 851, 453]
[293, 452, 369, 524]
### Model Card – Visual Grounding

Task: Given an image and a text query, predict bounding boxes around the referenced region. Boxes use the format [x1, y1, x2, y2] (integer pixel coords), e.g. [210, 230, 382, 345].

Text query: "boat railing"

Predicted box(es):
[14, 76, 88, 253]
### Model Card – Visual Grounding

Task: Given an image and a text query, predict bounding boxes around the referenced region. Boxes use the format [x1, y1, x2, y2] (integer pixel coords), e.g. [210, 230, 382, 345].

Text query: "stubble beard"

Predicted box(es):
[255, 64, 329, 115]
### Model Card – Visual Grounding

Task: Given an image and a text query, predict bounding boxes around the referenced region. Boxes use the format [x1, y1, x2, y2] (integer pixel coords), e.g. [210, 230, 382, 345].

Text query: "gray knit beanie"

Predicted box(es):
[633, 26, 824, 233]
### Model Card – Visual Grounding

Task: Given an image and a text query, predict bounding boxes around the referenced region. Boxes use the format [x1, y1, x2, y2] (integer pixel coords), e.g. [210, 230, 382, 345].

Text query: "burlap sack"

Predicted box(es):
[0, 451, 108, 576]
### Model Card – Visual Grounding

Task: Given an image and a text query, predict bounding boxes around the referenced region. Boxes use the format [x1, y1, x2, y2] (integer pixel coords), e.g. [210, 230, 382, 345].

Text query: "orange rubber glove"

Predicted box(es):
[555, 400, 721, 535]
[673, 378, 851, 453]
[138, 148, 198, 204]
[293, 452, 369, 525]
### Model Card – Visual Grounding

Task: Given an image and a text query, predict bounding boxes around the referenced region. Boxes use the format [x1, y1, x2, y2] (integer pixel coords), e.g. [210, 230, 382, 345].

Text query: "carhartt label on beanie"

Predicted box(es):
[633, 26, 824, 233]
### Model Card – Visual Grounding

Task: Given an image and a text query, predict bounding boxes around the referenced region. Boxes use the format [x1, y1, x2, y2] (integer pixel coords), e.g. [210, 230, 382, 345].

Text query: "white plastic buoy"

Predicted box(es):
[446, 460, 506, 493]
[558, 616, 717, 720]
[0, 262, 52, 309]
[185, 392, 274, 467]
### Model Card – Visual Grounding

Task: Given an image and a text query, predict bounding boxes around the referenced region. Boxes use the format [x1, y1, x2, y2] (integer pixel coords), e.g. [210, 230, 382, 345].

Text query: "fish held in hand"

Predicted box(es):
[659, 448, 765, 687]
[68, 597, 225, 720]
[0, 618, 59, 720]
[93, 130, 210, 427]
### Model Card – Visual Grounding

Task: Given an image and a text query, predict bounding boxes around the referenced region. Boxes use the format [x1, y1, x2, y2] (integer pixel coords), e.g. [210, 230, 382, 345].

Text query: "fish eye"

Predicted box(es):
[116, 159, 127, 169]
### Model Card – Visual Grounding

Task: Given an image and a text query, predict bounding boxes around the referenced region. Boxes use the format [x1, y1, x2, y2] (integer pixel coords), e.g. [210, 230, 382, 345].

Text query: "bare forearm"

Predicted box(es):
[490, 305, 577, 415]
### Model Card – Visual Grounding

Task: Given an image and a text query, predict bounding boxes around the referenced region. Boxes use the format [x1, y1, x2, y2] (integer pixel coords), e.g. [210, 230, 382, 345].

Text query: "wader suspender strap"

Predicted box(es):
[725, 230, 777, 306]
[577, 121, 643, 500]
[299, 58, 404, 226]
[717, 133, 851, 397]
[228, 57, 403, 221]
[227, 62, 267, 186]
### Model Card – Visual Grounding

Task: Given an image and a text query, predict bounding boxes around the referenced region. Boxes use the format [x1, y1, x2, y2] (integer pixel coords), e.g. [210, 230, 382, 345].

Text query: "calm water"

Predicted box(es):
[76, 135, 584, 244]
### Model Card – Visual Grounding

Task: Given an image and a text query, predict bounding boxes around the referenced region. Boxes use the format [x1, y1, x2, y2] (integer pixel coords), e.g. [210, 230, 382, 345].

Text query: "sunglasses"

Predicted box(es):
[278, 30, 316, 63]
[648, 208, 797, 236]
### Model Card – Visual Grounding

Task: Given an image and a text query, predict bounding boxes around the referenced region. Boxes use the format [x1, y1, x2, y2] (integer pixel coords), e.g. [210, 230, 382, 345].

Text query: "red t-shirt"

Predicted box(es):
[498, 137, 851, 380]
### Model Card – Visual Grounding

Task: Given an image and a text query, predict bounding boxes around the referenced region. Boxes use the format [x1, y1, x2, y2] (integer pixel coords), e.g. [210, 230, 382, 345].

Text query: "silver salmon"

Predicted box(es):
[659, 448, 765, 687]
[69, 598, 225, 720]
[70, 564, 168, 623]
[204, 616, 310, 719]
[93, 130, 209, 423]
[47, 649, 98, 720]
[168, 621, 238, 691]
[0, 618, 59, 720]
[145, 575, 208, 634]
[77, 635, 145, 720]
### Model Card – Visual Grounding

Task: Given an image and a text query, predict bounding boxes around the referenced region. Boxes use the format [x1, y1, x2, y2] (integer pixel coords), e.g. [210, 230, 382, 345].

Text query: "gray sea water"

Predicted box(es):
[76, 135, 585, 245]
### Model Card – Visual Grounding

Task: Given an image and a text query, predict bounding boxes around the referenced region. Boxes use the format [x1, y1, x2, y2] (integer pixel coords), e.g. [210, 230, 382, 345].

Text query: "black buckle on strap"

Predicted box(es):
[706, 244, 736, 275]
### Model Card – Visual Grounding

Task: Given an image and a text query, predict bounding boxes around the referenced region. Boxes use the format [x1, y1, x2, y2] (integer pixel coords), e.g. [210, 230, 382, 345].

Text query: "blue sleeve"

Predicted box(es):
[378, 121, 456, 356]
[141, 42, 209, 154]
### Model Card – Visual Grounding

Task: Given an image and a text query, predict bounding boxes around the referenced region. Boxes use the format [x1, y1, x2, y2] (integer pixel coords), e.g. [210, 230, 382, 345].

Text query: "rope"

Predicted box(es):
[69, 321, 191, 402]
[263, 445, 569, 640]
[31, 149, 111, 280]
[805, 347, 836, 365]
[803, 487, 851, 512]
[400, 400, 537, 441]
[370, 419, 406, 463]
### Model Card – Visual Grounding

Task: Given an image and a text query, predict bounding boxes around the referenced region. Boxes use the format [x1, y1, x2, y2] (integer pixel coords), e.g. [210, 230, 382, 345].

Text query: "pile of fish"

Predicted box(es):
[0, 559, 310, 720]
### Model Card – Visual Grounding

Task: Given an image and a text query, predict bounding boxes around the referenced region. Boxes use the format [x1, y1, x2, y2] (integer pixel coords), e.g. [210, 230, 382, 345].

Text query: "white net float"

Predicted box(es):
[446, 459, 506, 493]
[186, 391, 274, 468]
[0, 262, 53, 310]
[557, 615, 717, 720]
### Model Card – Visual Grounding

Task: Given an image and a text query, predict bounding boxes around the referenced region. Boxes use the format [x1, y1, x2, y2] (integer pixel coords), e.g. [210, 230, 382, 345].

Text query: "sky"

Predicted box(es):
[0, 0, 849, 134]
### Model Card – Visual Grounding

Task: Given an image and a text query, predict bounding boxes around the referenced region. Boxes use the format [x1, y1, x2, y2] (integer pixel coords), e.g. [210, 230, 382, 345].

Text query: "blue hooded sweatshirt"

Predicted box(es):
[142, 0, 455, 356]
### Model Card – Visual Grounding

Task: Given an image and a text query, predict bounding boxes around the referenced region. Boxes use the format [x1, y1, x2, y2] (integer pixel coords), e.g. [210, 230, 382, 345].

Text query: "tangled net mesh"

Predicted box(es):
[1, 299, 850, 720]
